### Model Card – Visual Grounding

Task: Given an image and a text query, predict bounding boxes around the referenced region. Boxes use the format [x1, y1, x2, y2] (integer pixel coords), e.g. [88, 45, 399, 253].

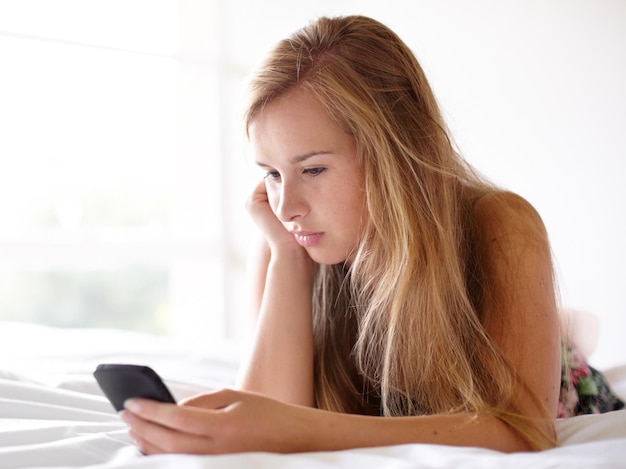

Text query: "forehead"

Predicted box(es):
[249, 87, 324, 132]
[248, 88, 352, 160]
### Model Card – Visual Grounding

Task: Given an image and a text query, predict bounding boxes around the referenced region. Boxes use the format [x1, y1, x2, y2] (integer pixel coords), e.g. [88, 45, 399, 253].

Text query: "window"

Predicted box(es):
[0, 0, 254, 346]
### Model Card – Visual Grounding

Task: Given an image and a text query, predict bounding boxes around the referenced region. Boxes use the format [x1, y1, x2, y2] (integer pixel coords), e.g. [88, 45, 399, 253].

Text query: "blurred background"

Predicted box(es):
[0, 0, 624, 368]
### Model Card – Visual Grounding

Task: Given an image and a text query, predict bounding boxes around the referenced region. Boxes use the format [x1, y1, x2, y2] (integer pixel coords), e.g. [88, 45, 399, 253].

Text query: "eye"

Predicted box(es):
[303, 167, 326, 177]
[264, 171, 281, 182]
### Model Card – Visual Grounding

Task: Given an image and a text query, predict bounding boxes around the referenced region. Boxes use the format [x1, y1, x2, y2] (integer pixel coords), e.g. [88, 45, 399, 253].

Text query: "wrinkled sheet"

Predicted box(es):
[1, 322, 625, 469]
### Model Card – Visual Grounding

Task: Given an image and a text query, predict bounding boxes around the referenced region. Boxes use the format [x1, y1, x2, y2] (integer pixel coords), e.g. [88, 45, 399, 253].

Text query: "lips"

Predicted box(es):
[292, 231, 323, 247]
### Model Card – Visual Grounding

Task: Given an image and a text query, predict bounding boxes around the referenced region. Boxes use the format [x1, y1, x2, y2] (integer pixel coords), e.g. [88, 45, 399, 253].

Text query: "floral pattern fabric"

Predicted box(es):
[558, 344, 624, 418]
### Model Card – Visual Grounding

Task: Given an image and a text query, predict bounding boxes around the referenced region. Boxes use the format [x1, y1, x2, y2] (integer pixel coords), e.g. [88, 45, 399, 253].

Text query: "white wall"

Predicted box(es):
[223, 0, 626, 368]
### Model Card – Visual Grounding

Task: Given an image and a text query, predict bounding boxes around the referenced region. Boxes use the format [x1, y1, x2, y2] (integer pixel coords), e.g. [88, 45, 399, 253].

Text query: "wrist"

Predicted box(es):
[290, 407, 367, 453]
[269, 246, 316, 277]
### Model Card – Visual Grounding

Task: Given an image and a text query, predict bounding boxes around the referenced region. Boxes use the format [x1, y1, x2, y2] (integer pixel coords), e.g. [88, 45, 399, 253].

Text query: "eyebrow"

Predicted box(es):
[255, 150, 333, 167]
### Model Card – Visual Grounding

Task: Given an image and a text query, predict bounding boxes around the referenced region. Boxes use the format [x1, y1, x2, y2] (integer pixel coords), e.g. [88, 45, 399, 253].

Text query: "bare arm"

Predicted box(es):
[235, 181, 316, 407]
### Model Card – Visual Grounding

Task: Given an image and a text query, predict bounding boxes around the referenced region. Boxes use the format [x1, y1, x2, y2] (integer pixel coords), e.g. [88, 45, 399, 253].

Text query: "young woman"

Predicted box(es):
[121, 15, 563, 454]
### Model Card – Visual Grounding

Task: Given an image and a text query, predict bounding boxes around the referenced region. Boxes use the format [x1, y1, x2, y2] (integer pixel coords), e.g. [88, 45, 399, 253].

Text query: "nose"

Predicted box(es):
[274, 179, 308, 222]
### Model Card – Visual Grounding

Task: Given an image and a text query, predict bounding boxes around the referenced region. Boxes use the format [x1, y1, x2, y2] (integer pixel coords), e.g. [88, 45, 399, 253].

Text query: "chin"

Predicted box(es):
[310, 256, 343, 266]
[306, 249, 351, 267]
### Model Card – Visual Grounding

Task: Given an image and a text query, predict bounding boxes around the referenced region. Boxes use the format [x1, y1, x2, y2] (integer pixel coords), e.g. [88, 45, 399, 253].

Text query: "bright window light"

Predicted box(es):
[0, 1, 236, 347]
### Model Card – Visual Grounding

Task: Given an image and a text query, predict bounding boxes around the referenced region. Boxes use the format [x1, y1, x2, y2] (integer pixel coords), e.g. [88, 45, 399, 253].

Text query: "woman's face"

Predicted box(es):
[249, 87, 367, 265]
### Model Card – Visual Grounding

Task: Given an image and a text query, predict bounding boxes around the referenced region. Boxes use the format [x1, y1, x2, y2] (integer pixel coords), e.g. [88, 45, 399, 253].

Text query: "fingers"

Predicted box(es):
[245, 180, 279, 232]
[122, 409, 214, 455]
[246, 179, 270, 213]
[246, 181, 296, 249]
[123, 399, 217, 437]
[121, 399, 225, 455]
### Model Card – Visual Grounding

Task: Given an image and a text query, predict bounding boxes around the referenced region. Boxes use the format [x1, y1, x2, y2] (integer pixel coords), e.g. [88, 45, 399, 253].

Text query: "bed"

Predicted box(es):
[1, 321, 625, 469]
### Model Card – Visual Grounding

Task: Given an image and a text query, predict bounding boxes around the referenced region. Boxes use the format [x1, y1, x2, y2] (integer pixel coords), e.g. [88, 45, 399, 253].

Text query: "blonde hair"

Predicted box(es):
[245, 15, 555, 449]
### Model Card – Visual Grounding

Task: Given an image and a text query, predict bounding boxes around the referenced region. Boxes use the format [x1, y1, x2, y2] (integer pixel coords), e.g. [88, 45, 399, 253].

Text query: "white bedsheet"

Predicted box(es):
[1, 322, 625, 469]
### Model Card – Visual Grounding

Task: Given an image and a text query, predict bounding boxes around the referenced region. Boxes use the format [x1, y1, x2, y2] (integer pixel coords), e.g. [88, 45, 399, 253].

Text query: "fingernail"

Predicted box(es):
[124, 399, 141, 413]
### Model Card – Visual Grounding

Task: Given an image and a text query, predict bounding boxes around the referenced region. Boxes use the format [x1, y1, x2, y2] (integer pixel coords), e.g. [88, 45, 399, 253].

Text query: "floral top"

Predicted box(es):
[558, 344, 624, 418]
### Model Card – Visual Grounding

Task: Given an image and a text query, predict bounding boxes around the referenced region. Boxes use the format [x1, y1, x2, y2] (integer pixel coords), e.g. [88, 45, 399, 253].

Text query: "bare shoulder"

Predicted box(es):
[470, 190, 556, 321]
[469, 190, 555, 312]
[472, 191, 549, 248]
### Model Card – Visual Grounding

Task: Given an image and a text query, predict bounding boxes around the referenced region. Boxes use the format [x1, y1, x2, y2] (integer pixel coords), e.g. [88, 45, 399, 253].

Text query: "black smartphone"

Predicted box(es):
[94, 363, 177, 412]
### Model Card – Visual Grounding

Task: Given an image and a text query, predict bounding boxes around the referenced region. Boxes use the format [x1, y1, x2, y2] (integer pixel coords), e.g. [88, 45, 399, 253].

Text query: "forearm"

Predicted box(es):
[237, 249, 315, 406]
[123, 388, 547, 456]
[291, 407, 540, 454]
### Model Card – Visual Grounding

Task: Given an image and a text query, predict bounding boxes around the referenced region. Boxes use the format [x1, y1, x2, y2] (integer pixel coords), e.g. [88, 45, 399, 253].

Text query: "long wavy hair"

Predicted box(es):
[244, 15, 555, 449]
